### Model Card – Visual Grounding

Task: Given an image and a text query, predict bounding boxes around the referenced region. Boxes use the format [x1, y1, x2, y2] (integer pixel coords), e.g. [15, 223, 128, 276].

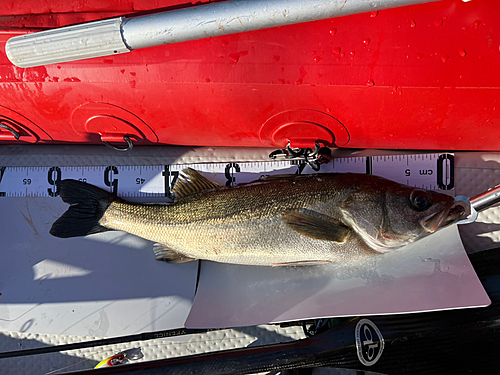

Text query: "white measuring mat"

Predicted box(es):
[0, 151, 488, 338]
[0, 153, 455, 198]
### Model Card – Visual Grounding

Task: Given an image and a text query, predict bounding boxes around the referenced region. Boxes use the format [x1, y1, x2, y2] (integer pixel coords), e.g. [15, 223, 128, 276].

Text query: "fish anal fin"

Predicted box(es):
[153, 243, 197, 264]
[271, 260, 332, 267]
[172, 168, 221, 198]
[283, 210, 351, 243]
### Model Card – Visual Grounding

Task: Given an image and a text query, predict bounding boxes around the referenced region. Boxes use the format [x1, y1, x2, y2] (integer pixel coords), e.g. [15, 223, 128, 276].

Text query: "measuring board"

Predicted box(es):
[0, 153, 454, 198]
[1, 150, 489, 341]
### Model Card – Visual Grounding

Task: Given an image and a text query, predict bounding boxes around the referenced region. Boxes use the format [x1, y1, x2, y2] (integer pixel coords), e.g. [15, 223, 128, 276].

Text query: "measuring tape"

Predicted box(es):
[0, 153, 454, 198]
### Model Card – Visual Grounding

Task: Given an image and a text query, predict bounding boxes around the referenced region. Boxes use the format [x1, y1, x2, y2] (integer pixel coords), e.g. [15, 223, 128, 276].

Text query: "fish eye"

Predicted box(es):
[410, 190, 431, 210]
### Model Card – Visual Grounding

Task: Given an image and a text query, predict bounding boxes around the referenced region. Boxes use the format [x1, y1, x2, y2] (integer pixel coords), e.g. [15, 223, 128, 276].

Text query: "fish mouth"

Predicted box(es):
[421, 202, 466, 233]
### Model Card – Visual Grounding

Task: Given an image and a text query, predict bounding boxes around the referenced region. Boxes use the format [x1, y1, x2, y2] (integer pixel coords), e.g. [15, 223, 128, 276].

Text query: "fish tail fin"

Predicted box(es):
[50, 179, 119, 238]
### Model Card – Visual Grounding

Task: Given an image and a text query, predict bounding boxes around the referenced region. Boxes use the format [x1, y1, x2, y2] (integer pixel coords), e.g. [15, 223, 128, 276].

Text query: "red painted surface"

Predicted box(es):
[0, 0, 499, 150]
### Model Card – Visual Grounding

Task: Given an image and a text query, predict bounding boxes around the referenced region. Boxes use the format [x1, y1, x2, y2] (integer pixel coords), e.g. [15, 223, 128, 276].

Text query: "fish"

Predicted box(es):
[49, 169, 465, 266]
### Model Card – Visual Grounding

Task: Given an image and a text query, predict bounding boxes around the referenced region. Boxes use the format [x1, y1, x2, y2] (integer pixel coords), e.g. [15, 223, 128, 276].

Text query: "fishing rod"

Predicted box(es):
[54, 248, 500, 374]
[0, 328, 214, 360]
[6, 0, 440, 68]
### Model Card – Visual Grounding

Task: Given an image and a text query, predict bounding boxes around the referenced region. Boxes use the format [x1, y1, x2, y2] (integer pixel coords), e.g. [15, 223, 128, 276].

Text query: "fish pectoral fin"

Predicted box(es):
[172, 168, 221, 198]
[283, 210, 351, 243]
[153, 243, 197, 264]
[271, 260, 332, 267]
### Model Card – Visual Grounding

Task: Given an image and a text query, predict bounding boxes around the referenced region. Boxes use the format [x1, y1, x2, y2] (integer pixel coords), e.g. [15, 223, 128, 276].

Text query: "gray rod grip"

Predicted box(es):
[470, 185, 500, 213]
[6, 18, 130, 68]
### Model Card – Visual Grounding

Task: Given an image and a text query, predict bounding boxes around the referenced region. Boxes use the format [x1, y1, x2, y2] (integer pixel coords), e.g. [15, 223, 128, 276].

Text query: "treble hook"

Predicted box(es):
[270, 141, 332, 171]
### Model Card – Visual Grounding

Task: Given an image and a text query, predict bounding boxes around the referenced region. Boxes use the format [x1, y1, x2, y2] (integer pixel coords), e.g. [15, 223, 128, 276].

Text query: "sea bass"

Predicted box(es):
[50, 169, 464, 266]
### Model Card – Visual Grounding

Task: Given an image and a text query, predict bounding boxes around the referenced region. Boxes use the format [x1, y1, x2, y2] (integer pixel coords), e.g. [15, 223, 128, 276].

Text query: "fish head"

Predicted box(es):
[340, 177, 465, 252]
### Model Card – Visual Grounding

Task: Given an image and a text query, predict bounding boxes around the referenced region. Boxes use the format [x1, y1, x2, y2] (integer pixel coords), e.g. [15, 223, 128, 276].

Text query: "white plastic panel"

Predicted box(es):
[0, 196, 197, 336]
[186, 226, 489, 328]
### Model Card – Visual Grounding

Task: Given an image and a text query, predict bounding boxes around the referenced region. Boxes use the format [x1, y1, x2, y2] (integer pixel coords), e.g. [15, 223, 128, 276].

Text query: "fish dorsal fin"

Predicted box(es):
[283, 210, 351, 243]
[172, 168, 221, 198]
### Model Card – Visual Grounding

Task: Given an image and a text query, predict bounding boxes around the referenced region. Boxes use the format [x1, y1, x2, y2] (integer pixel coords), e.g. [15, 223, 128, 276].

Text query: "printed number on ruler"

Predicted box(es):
[0, 154, 454, 198]
[314, 153, 453, 190]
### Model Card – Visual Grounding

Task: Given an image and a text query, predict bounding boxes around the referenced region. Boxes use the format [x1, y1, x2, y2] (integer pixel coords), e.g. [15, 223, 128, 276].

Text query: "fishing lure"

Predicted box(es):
[94, 348, 143, 369]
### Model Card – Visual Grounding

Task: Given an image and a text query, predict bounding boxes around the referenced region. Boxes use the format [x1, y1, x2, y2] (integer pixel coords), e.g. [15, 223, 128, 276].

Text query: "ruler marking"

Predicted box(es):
[0, 154, 452, 197]
[365, 157, 372, 175]
[0, 166, 6, 196]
